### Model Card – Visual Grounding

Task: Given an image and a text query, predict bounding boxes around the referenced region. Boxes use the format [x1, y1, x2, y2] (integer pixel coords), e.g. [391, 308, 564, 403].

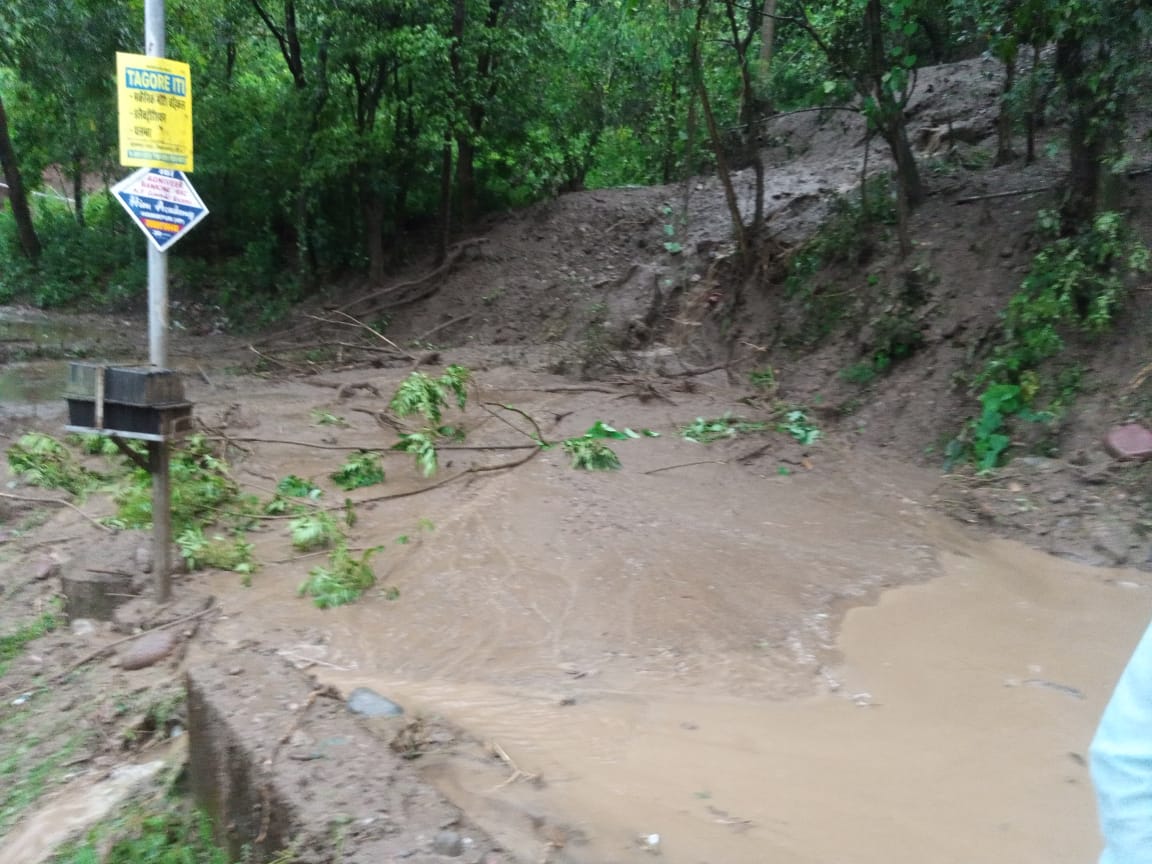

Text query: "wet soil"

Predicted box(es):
[3, 364, 1151, 863]
[4, 54, 1152, 863]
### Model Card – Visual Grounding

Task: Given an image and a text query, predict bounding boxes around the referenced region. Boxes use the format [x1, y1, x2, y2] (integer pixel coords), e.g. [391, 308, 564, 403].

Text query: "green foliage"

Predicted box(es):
[583, 420, 651, 440]
[0, 195, 145, 309]
[786, 176, 897, 294]
[950, 211, 1145, 469]
[0, 608, 60, 678]
[947, 382, 1053, 472]
[330, 452, 385, 491]
[561, 437, 621, 471]
[68, 433, 129, 457]
[299, 544, 382, 609]
[6, 433, 102, 496]
[112, 436, 243, 534]
[556, 420, 657, 470]
[844, 311, 925, 384]
[393, 432, 439, 478]
[1, 732, 84, 836]
[841, 361, 880, 386]
[681, 413, 766, 443]
[289, 512, 342, 552]
[777, 410, 821, 446]
[984, 211, 1146, 384]
[175, 527, 256, 576]
[386, 366, 473, 477]
[389, 366, 471, 426]
[54, 807, 233, 864]
[276, 475, 323, 499]
[783, 176, 898, 346]
[311, 410, 349, 428]
[749, 367, 777, 391]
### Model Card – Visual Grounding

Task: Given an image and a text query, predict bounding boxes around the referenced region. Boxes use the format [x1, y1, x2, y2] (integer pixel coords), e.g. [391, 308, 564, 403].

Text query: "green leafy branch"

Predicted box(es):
[299, 543, 383, 609]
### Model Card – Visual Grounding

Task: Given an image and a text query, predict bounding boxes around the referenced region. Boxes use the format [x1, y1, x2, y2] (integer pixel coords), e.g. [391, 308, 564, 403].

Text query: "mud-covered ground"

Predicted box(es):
[4, 54, 1152, 864]
[2, 360, 1151, 863]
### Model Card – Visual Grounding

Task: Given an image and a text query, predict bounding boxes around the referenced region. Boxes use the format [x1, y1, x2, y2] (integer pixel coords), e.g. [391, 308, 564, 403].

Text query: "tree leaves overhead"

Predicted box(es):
[0, 0, 1148, 307]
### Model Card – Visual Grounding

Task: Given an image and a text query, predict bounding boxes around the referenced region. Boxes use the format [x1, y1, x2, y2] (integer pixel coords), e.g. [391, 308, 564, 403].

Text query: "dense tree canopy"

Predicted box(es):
[0, 0, 1147, 317]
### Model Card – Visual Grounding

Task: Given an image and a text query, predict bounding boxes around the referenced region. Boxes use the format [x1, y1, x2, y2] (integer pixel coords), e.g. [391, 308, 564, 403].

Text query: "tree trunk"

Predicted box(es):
[886, 117, 923, 207]
[759, 0, 778, 74]
[362, 175, 385, 286]
[863, 0, 922, 225]
[1062, 111, 1103, 233]
[995, 50, 1017, 166]
[1056, 34, 1102, 233]
[0, 93, 41, 262]
[72, 156, 85, 228]
[455, 133, 477, 227]
[392, 182, 408, 267]
[662, 72, 679, 184]
[698, 76, 747, 261]
[436, 133, 453, 265]
[1024, 42, 1041, 164]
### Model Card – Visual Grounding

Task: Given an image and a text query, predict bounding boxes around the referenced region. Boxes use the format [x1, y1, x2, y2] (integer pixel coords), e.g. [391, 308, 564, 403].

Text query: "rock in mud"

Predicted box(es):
[346, 687, 404, 717]
[1092, 525, 1139, 567]
[70, 618, 97, 637]
[31, 556, 61, 581]
[1105, 423, 1152, 461]
[432, 829, 464, 857]
[119, 629, 179, 670]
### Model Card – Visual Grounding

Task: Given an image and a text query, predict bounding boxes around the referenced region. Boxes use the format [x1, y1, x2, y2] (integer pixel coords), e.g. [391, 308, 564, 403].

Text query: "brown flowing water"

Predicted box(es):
[197, 415, 1152, 864]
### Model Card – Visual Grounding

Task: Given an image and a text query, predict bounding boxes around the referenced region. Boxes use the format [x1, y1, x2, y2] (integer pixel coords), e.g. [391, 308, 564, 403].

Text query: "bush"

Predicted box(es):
[0, 193, 145, 309]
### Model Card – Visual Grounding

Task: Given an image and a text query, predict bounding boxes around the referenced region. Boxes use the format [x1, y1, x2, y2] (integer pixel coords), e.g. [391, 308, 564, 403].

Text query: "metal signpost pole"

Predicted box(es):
[144, 0, 171, 602]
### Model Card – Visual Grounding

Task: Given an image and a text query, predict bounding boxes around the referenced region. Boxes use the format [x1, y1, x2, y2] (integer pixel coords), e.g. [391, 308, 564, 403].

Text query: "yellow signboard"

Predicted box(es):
[116, 53, 193, 171]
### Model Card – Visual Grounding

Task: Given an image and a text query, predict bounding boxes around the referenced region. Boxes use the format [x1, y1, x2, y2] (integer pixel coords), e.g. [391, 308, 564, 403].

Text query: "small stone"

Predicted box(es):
[227, 666, 243, 676]
[1093, 526, 1135, 567]
[346, 687, 404, 718]
[1105, 424, 1152, 461]
[30, 557, 60, 582]
[70, 618, 97, 637]
[119, 629, 179, 671]
[433, 829, 464, 857]
[999, 247, 1014, 258]
[1048, 490, 1069, 504]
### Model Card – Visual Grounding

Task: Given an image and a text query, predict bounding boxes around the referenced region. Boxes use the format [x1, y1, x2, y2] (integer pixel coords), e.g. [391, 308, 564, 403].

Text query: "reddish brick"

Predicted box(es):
[1105, 423, 1152, 461]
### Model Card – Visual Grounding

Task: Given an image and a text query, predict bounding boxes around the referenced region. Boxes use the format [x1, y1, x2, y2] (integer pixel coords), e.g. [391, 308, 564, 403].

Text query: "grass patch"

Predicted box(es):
[0, 733, 85, 835]
[52, 802, 236, 864]
[0, 608, 61, 678]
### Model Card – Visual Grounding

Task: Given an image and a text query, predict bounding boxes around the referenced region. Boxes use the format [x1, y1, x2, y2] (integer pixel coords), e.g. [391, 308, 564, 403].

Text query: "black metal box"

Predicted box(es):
[66, 400, 194, 440]
[65, 363, 185, 406]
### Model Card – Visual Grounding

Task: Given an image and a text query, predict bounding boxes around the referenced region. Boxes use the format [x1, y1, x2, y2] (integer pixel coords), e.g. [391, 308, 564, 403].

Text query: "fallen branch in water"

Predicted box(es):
[307, 309, 418, 363]
[356, 446, 541, 505]
[643, 460, 727, 475]
[481, 402, 545, 444]
[489, 740, 539, 790]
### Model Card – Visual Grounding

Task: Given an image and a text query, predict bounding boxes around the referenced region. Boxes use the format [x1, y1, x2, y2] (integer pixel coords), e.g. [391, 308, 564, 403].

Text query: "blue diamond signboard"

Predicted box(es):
[112, 167, 208, 253]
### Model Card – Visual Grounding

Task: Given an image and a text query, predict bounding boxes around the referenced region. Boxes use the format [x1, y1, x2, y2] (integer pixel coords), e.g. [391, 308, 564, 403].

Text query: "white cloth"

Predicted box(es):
[1092, 620, 1152, 863]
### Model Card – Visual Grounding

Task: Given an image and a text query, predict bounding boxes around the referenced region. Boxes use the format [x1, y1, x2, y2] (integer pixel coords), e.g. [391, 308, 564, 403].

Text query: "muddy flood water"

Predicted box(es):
[187, 377, 1152, 864]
